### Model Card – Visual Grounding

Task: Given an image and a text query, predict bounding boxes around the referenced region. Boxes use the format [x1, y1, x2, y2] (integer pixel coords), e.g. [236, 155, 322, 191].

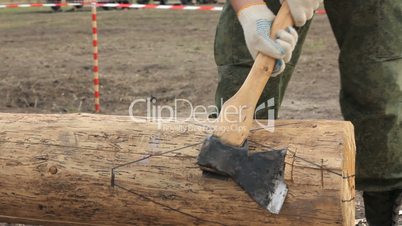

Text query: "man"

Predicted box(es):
[213, 0, 402, 225]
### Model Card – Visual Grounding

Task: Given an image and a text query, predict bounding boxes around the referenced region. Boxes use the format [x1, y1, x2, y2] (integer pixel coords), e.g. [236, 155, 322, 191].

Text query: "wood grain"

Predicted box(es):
[0, 113, 355, 225]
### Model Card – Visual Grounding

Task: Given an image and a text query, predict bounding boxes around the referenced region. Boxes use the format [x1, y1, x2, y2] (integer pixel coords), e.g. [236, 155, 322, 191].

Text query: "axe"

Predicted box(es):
[197, 1, 294, 214]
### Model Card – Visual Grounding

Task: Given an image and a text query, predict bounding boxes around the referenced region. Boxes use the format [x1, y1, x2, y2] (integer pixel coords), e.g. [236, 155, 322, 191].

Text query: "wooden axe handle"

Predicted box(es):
[213, 1, 294, 147]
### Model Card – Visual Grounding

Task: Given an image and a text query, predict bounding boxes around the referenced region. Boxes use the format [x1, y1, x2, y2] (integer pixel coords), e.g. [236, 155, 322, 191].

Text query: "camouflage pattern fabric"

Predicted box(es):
[213, 0, 312, 119]
[324, 0, 402, 192]
[214, 0, 402, 192]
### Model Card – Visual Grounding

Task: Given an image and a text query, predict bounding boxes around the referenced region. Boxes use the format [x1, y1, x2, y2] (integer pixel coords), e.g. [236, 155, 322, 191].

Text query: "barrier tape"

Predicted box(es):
[0, 2, 84, 7]
[315, 9, 326, 15]
[91, 1, 100, 112]
[0, 3, 326, 14]
[0, 2, 223, 11]
[101, 3, 223, 10]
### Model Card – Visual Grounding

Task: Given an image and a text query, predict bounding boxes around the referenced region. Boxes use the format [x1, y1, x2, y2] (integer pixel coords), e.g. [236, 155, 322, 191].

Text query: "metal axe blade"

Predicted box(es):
[197, 136, 288, 214]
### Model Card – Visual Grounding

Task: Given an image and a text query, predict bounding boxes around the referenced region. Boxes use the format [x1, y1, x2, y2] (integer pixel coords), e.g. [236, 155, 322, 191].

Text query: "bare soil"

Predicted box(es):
[0, 6, 342, 119]
[1, 5, 369, 223]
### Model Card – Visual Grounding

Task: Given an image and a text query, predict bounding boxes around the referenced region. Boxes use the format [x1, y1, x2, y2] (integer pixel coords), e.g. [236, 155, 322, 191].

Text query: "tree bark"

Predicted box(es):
[0, 113, 355, 225]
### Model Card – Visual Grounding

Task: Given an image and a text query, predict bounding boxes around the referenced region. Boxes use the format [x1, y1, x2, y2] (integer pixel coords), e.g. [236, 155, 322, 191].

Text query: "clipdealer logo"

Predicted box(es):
[128, 97, 275, 132]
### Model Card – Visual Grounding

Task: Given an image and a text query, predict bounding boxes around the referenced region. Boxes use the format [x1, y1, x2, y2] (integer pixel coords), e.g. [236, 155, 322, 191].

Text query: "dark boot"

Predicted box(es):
[392, 191, 402, 226]
[363, 190, 402, 226]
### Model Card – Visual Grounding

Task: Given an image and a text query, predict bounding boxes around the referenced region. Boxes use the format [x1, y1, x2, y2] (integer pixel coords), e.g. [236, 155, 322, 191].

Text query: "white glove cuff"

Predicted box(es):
[237, 4, 275, 28]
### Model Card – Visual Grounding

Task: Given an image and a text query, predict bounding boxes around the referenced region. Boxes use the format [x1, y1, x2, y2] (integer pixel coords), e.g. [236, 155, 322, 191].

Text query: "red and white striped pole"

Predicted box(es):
[91, 0, 100, 112]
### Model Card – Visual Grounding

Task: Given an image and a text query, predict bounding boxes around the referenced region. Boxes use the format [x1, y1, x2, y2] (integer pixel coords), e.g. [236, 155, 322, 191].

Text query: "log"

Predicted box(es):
[0, 113, 355, 226]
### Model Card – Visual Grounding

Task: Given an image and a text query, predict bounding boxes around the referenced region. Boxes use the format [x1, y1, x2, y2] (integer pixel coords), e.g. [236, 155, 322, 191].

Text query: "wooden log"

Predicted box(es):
[0, 113, 355, 225]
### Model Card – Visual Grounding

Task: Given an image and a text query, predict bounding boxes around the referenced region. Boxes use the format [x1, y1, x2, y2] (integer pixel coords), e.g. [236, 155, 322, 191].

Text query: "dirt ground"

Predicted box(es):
[0, 5, 371, 224]
[0, 5, 343, 119]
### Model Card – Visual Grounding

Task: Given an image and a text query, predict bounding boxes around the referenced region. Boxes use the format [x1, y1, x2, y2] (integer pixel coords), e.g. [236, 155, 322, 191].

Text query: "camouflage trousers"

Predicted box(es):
[214, 0, 402, 192]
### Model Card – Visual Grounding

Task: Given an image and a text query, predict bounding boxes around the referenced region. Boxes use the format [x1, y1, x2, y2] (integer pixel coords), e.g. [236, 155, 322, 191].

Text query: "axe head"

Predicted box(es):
[197, 135, 288, 214]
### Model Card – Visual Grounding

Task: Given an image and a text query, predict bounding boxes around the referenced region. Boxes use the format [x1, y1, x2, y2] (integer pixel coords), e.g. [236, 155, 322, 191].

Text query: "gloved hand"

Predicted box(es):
[282, 0, 321, 27]
[237, 3, 298, 76]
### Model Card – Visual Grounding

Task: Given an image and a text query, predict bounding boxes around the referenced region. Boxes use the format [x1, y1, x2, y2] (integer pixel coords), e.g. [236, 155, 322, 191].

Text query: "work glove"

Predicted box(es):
[282, 0, 321, 27]
[237, 4, 298, 77]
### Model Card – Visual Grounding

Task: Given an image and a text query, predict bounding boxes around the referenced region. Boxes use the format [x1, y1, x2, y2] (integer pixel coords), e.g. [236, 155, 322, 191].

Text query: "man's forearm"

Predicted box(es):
[230, 0, 266, 13]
